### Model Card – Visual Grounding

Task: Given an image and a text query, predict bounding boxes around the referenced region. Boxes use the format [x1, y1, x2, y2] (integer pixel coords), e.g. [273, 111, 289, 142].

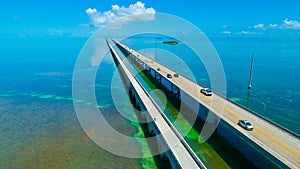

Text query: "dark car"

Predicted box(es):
[167, 74, 172, 78]
[200, 88, 212, 96]
[174, 73, 179, 77]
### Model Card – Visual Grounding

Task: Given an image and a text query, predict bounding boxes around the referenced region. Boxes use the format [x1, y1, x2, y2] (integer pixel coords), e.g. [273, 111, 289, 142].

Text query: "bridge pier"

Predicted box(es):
[170, 83, 180, 98]
[146, 65, 151, 72]
[155, 72, 162, 84]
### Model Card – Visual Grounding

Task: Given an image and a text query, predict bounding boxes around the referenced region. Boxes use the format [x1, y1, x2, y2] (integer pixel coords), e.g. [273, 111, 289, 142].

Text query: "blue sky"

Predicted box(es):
[1, 0, 300, 38]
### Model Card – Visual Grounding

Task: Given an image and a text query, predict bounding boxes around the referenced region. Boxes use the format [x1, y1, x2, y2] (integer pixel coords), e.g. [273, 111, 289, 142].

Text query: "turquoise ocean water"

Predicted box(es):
[0, 36, 299, 168]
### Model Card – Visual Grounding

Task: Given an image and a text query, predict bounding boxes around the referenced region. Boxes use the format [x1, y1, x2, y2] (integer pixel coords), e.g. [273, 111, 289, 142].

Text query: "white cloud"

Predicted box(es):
[86, 1, 155, 27]
[223, 18, 300, 36]
[86, 8, 97, 15]
[253, 23, 278, 30]
[254, 23, 265, 30]
[221, 31, 231, 34]
[252, 20, 292, 31]
[237, 31, 262, 35]
[269, 24, 278, 28]
[281, 18, 300, 29]
[239, 31, 250, 35]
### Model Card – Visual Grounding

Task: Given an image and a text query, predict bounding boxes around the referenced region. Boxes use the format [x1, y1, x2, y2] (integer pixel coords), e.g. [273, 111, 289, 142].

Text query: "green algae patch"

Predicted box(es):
[186, 128, 200, 140]
[54, 96, 65, 100]
[28, 92, 40, 97]
[230, 97, 241, 102]
[96, 104, 112, 109]
[74, 99, 85, 103]
[85, 102, 92, 106]
[39, 95, 55, 99]
[141, 157, 157, 169]
[132, 120, 157, 168]
[0, 93, 14, 97]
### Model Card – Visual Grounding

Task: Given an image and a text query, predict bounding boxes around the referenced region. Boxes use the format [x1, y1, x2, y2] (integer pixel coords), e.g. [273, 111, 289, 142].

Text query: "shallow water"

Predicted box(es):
[0, 35, 298, 168]
[0, 38, 156, 168]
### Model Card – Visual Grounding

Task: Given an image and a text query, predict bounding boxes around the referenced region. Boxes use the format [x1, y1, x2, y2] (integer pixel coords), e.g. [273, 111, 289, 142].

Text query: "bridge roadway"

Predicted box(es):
[113, 39, 300, 168]
[106, 40, 206, 169]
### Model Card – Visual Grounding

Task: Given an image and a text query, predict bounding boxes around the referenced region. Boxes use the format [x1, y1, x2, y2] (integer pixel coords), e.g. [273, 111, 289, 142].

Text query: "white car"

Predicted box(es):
[200, 88, 212, 96]
[238, 120, 254, 131]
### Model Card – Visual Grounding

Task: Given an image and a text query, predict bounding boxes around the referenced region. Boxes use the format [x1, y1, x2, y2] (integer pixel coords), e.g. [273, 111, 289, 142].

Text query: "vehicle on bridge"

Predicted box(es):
[167, 74, 172, 78]
[238, 120, 254, 131]
[200, 88, 212, 96]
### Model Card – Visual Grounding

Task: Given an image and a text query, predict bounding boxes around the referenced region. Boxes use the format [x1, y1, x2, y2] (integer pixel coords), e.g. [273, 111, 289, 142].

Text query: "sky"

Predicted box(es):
[1, 0, 300, 38]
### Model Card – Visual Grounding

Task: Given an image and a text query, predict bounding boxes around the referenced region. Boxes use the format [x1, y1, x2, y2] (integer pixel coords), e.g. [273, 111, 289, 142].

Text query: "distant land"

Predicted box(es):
[163, 41, 179, 45]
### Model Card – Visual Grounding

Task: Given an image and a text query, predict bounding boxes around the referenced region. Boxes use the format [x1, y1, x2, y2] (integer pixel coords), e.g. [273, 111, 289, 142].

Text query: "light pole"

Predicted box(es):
[248, 52, 254, 89]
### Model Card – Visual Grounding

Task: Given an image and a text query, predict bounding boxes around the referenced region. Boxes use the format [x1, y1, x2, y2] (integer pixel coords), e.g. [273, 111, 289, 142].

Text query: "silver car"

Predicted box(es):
[238, 120, 254, 131]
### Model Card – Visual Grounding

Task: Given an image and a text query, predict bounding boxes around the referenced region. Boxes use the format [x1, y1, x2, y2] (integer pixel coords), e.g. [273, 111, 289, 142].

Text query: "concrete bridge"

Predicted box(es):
[112, 39, 300, 168]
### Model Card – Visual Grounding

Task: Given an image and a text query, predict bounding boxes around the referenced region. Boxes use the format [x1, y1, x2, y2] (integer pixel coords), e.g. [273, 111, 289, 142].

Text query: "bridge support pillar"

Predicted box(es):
[160, 152, 168, 161]
[159, 75, 162, 84]
[170, 84, 180, 99]
[155, 73, 161, 84]
[145, 65, 150, 72]
[135, 97, 141, 110]
[175, 89, 180, 99]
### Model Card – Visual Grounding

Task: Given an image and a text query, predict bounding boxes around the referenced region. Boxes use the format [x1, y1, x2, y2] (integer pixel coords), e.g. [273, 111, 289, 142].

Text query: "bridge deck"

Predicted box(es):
[107, 40, 206, 169]
[113, 39, 300, 168]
